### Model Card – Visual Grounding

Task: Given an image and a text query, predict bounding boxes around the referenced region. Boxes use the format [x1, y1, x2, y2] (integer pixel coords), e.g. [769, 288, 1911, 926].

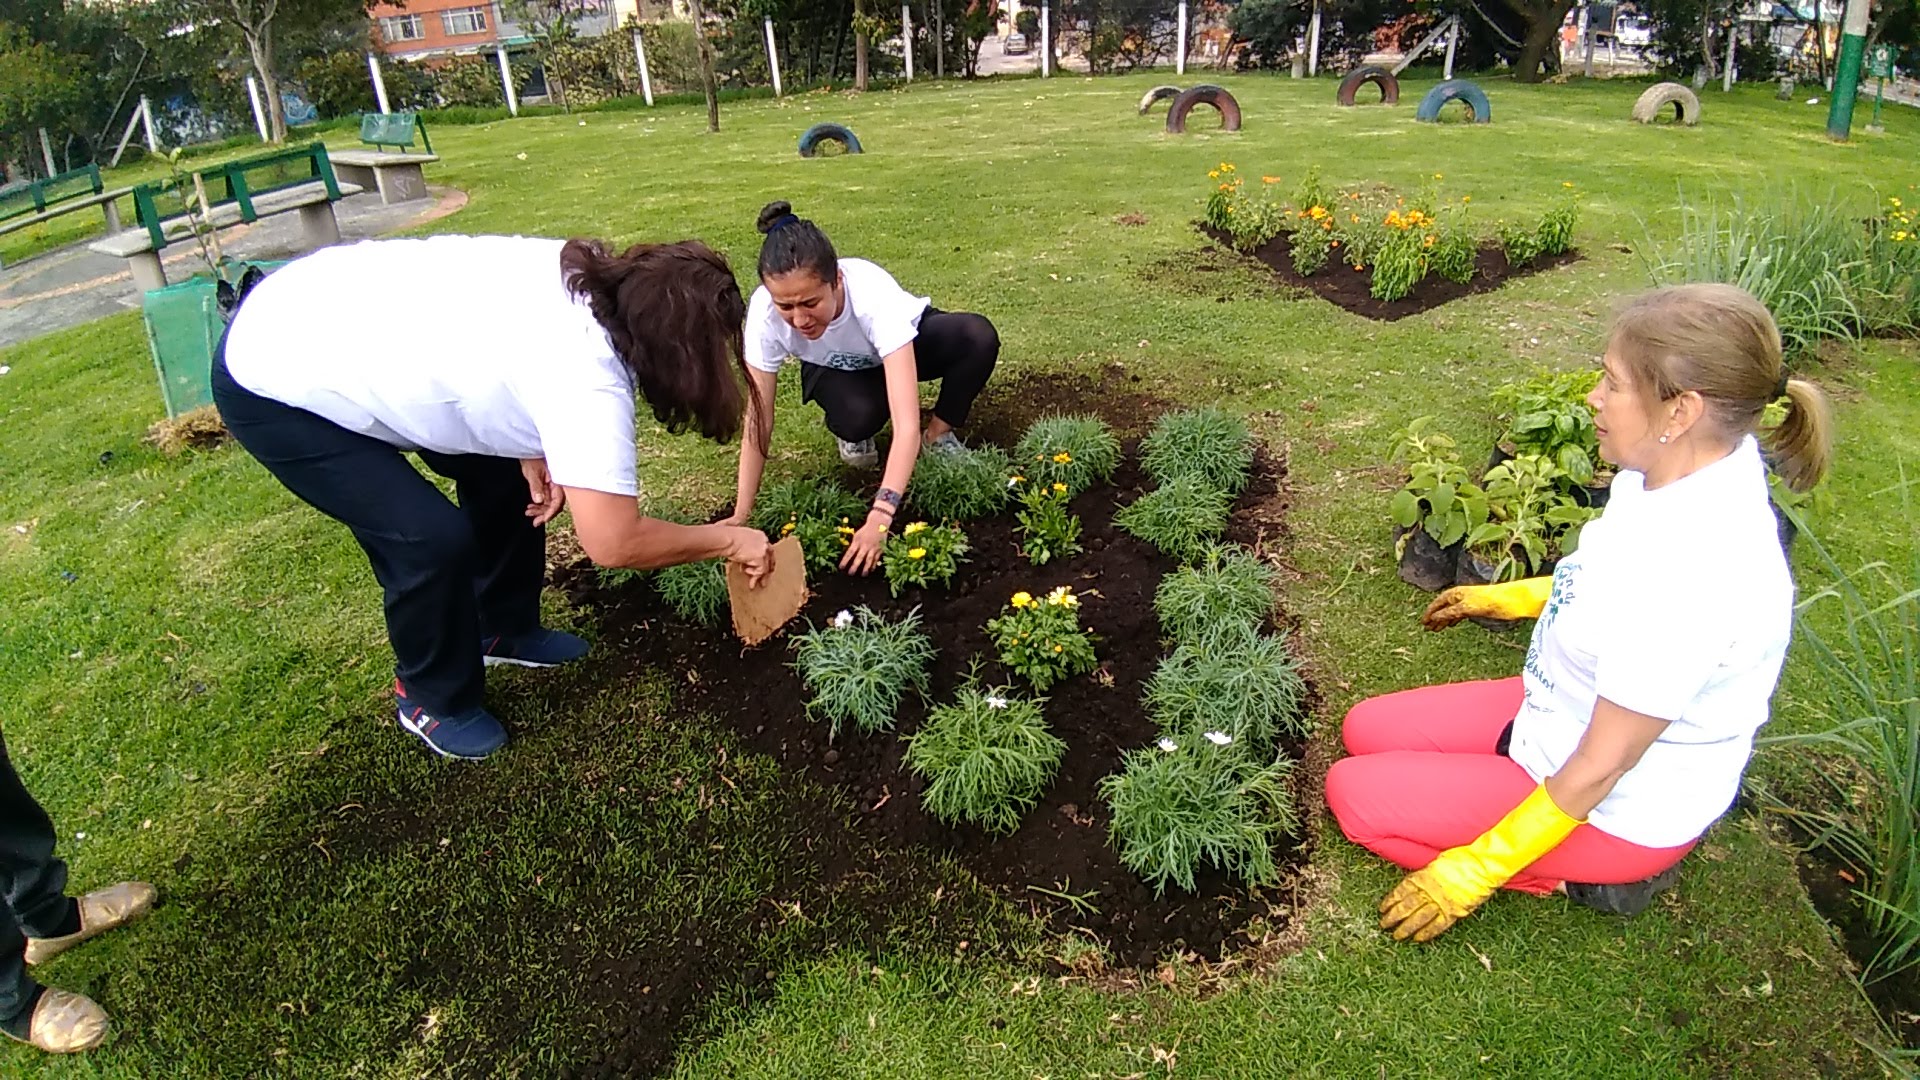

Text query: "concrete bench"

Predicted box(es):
[327, 112, 439, 205]
[89, 178, 362, 292]
[0, 187, 135, 269]
[0, 164, 136, 269]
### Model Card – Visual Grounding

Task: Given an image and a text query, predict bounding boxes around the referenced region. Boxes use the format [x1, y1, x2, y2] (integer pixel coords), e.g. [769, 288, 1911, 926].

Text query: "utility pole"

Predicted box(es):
[1824, 0, 1869, 139]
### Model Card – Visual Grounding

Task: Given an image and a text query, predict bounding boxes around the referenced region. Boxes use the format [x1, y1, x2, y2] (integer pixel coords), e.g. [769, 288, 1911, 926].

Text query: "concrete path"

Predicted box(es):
[0, 187, 467, 350]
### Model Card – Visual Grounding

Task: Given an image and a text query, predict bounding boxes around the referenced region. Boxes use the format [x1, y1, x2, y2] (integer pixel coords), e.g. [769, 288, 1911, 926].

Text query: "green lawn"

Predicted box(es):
[1, 72, 1916, 1077]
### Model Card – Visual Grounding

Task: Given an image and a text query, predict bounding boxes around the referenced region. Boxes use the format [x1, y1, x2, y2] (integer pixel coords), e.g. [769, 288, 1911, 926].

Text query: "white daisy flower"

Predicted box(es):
[1157, 737, 1178, 753]
[831, 610, 854, 629]
[1204, 731, 1233, 746]
[984, 694, 1009, 710]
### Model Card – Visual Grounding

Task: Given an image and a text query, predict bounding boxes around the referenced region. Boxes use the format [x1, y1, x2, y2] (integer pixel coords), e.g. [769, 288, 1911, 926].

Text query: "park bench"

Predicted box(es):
[87, 142, 362, 292]
[327, 112, 439, 205]
[0, 164, 135, 269]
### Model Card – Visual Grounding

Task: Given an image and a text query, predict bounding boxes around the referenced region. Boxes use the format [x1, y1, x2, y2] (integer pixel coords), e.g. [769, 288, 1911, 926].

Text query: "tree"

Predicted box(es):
[164, 0, 374, 141]
[688, 0, 721, 130]
[505, 0, 594, 110]
[0, 23, 89, 171]
[853, 0, 872, 88]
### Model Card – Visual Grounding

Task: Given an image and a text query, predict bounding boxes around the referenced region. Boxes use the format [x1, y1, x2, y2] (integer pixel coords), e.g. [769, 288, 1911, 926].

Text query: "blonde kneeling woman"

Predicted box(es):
[1326, 283, 1833, 941]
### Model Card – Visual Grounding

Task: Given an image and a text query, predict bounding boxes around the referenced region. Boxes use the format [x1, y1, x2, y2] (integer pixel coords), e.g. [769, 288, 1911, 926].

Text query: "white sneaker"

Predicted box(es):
[924, 431, 967, 456]
[837, 437, 879, 468]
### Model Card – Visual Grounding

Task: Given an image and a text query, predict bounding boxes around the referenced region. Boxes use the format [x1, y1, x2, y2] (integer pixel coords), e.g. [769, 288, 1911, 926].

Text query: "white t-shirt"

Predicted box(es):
[223, 235, 640, 497]
[1507, 436, 1792, 848]
[745, 258, 930, 374]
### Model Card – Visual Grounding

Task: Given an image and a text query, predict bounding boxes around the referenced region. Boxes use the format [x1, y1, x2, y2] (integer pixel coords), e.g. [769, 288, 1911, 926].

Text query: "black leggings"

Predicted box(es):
[0, 733, 81, 1034]
[800, 308, 999, 442]
[211, 341, 546, 716]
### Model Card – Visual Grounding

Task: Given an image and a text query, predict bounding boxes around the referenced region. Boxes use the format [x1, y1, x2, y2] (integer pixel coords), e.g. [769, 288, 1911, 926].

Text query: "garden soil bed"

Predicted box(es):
[1791, 840, 1920, 1050]
[1198, 224, 1582, 321]
[555, 371, 1310, 972]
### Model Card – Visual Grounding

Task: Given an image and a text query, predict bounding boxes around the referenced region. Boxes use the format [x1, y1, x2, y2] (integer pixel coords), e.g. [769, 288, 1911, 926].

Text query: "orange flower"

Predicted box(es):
[1262, 175, 1282, 184]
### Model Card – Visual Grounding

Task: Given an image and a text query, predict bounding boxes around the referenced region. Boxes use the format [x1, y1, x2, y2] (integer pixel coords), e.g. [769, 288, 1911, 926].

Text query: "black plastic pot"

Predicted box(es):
[1569, 481, 1611, 510]
[1396, 525, 1462, 593]
[1457, 551, 1526, 632]
[1484, 445, 1514, 478]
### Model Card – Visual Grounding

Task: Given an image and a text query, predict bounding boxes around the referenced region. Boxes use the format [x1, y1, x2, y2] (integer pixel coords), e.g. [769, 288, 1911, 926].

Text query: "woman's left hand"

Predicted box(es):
[840, 513, 888, 575]
[520, 458, 566, 526]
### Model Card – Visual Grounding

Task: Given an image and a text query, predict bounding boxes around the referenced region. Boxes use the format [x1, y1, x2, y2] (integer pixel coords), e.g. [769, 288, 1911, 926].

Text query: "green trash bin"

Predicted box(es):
[140, 262, 288, 418]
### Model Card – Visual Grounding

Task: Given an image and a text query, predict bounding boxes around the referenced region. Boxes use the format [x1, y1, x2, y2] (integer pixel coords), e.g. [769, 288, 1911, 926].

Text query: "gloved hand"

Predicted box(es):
[1421, 577, 1553, 631]
[1379, 784, 1582, 942]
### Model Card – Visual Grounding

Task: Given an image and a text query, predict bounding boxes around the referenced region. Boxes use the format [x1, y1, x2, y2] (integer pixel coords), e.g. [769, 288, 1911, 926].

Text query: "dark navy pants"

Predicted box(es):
[211, 343, 545, 716]
[0, 734, 81, 1033]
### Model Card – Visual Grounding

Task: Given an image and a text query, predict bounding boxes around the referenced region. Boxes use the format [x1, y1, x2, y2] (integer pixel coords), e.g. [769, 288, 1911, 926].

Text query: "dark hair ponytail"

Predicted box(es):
[560, 237, 765, 452]
[755, 200, 837, 284]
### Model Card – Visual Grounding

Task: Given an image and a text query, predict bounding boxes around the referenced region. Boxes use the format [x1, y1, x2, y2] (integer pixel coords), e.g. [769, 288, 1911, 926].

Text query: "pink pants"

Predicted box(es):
[1324, 677, 1693, 895]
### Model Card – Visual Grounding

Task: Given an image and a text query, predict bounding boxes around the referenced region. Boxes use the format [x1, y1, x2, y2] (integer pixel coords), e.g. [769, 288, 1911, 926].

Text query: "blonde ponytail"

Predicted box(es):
[1766, 377, 1833, 493]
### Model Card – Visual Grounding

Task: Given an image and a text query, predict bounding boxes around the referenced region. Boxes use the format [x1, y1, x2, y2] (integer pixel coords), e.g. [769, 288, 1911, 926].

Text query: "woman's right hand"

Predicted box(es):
[723, 526, 774, 587]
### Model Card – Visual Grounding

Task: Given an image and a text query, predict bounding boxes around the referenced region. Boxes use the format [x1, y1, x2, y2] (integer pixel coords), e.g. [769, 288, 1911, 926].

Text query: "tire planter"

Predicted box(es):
[1396, 526, 1463, 593]
[1415, 80, 1492, 124]
[1336, 65, 1400, 107]
[798, 123, 864, 157]
[1631, 82, 1701, 125]
[1166, 85, 1242, 134]
[1139, 85, 1182, 115]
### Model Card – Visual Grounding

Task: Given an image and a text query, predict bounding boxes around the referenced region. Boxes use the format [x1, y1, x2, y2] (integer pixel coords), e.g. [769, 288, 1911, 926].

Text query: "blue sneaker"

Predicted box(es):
[395, 681, 508, 760]
[482, 628, 590, 669]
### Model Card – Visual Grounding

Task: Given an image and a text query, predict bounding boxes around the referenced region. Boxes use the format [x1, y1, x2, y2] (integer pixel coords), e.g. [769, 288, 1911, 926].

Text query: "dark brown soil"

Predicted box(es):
[1198, 224, 1583, 321]
[555, 372, 1309, 971]
[1791, 838, 1920, 1050]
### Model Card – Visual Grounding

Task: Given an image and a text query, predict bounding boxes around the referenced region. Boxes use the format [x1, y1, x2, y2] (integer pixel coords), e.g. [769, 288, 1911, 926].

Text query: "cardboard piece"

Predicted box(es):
[727, 534, 809, 646]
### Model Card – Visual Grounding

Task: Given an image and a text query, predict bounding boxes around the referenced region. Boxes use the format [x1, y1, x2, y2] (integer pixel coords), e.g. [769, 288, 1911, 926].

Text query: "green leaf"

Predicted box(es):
[1427, 482, 1455, 518]
[1389, 489, 1421, 527]
[1433, 515, 1467, 547]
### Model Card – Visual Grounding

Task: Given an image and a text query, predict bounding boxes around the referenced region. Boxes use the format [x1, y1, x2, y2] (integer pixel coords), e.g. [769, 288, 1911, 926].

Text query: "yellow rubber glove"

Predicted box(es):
[1378, 784, 1583, 942]
[1421, 576, 1553, 631]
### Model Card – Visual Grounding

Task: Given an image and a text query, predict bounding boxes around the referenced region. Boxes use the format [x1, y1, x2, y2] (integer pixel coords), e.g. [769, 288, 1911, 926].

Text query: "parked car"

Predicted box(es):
[1004, 31, 1029, 54]
[1614, 14, 1652, 47]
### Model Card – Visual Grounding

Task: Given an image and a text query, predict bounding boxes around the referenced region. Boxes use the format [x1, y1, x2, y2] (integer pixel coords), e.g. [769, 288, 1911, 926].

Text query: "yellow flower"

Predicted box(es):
[1462, 195, 1471, 203]
[1350, 213, 1360, 223]
[908, 547, 927, 560]
[1433, 172, 1444, 180]
[1011, 591, 1034, 608]
[1011, 474, 1025, 484]
[780, 521, 796, 535]
[1893, 196, 1903, 207]
[903, 521, 928, 535]
[1051, 482, 1067, 494]
[1208, 170, 1220, 179]
[1052, 452, 1072, 464]
[1053, 645, 1064, 654]
[1423, 234, 1436, 248]
[835, 525, 855, 535]
[1896, 230, 1911, 242]
[1562, 181, 1575, 188]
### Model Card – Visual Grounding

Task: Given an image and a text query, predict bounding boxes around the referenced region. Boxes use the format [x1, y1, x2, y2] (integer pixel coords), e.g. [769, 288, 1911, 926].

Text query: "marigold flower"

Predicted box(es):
[1462, 195, 1471, 203]
[780, 521, 796, 535]
[1051, 482, 1067, 494]
[1052, 452, 1072, 464]
[1010, 591, 1034, 608]
[903, 521, 927, 535]
[1208, 170, 1220, 179]
[908, 547, 926, 559]
[1562, 181, 1575, 188]
[835, 525, 855, 535]
[1053, 645, 1064, 654]
[1262, 175, 1281, 184]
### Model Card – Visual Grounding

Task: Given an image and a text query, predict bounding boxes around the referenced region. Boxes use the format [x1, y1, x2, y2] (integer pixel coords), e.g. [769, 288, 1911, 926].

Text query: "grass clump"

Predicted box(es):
[654, 559, 728, 626]
[986, 585, 1098, 691]
[1099, 743, 1298, 894]
[907, 444, 1014, 521]
[1014, 415, 1121, 497]
[904, 675, 1065, 835]
[750, 477, 867, 533]
[1141, 408, 1255, 495]
[1143, 624, 1309, 753]
[1115, 476, 1232, 562]
[790, 606, 936, 739]
[1154, 544, 1276, 644]
[882, 521, 969, 596]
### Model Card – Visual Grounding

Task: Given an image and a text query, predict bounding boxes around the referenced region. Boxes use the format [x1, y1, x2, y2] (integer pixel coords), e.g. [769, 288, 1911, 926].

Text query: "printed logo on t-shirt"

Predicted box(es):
[819, 350, 881, 371]
[1541, 559, 1578, 630]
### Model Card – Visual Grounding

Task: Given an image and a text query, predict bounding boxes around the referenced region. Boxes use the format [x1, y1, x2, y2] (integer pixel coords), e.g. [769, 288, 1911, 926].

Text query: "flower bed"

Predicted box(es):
[1198, 163, 1583, 320]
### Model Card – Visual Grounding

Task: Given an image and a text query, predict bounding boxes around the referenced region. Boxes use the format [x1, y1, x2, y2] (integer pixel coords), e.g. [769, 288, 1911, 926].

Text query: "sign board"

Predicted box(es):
[1867, 43, 1894, 79]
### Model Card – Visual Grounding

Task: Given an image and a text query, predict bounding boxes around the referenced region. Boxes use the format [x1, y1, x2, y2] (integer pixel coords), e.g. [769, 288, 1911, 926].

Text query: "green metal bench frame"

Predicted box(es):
[128, 143, 343, 252]
[0, 164, 106, 224]
[358, 112, 433, 155]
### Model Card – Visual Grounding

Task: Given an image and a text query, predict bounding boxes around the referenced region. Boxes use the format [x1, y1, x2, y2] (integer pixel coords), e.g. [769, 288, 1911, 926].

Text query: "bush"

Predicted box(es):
[750, 477, 867, 533]
[1154, 544, 1277, 644]
[790, 607, 935, 738]
[907, 445, 1012, 521]
[1115, 476, 1232, 562]
[654, 558, 728, 625]
[1492, 369, 1603, 487]
[882, 521, 968, 596]
[1014, 415, 1121, 497]
[904, 677, 1065, 834]
[1100, 742, 1298, 894]
[1141, 408, 1255, 495]
[1144, 624, 1308, 753]
[987, 585, 1098, 691]
[1013, 480, 1082, 565]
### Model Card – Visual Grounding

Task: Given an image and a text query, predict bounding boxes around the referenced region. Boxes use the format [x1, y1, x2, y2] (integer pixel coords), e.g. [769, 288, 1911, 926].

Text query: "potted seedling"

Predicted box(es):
[1388, 417, 1487, 592]
[1490, 370, 1611, 506]
[1458, 454, 1566, 628]
[789, 607, 936, 739]
[986, 585, 1098, 691]
[903, 672, 1065, 835]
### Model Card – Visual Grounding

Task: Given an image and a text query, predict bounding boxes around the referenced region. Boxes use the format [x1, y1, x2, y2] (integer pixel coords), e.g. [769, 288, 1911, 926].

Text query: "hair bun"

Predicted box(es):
[755, 200, 795, 235]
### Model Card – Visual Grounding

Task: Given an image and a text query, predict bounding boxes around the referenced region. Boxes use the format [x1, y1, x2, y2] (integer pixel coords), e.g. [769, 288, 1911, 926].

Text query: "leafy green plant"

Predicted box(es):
[987, 586, 1098, 691]
[1758, 486, 1920, 981]
[749, 477, 866, 534]
[1115, 477, 1232, 562]
[904, 674, 1066, 834]
[1491, 369, 1604, 487]
[1390, 460, 1489, 552]
[1013, 480, 1083, 564]
[654, 558, 728, 625]
[1100, 742, 1298, 894]
[1465, 454, 1565, 581]
[790, 607, 936, 738]
[1015, 415, 1121, 497]
[1144, 624, 1309, 753]
[1154, 544, 1277, 645]
[773, 515, 853, 574]
[1228, 194, 1287, 253]
[1203, 161, 1241, 232]
[907, 444, 1013, 521]
[882, 521, 968, 596]
[1538, 183, 1579, 256]
[1140, 408, 1255, 495]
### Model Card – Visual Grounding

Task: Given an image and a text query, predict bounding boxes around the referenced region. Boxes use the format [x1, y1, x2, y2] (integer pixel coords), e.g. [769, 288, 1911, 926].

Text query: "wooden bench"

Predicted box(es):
[327, 112, 439, 205]
[0, 165, 134, 269]
[87, 143, 361, 292]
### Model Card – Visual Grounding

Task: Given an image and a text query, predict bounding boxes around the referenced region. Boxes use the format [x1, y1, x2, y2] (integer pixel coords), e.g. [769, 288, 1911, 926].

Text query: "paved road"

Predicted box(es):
[0, 188, 465, 350]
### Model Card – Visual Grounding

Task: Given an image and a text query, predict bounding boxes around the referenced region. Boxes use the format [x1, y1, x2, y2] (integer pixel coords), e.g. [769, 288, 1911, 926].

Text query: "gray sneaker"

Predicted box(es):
[924, 431, 968, 456]
[837, 437, 879, 468]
